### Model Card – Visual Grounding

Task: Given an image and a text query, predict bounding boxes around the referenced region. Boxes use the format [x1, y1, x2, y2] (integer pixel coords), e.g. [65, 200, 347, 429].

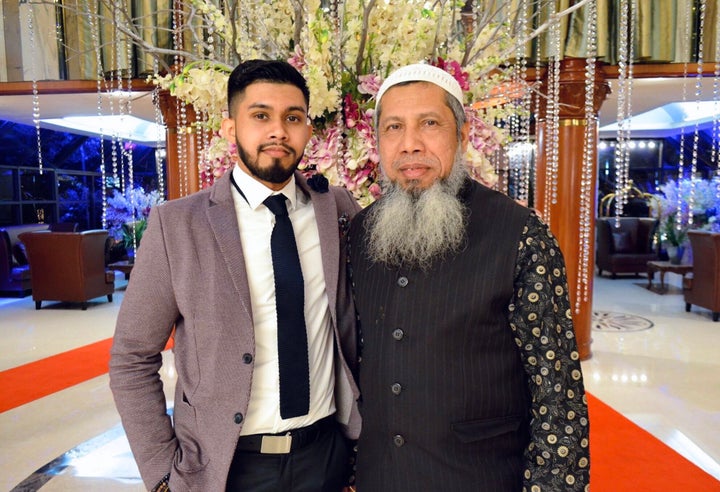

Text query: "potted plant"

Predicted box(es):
[106, 186, 162, 262]
[653, 177, 720, 264]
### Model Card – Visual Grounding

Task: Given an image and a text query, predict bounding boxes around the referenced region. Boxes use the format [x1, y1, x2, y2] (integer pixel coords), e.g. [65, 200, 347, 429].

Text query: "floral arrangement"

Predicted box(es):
[156, 0, 524, 206]
[653, 177, 720, 247]
[105, 186, 164, 246]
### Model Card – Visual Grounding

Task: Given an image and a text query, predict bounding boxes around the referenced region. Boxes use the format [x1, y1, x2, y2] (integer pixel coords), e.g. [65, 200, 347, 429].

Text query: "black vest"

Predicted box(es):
[349, 180, 532, 491]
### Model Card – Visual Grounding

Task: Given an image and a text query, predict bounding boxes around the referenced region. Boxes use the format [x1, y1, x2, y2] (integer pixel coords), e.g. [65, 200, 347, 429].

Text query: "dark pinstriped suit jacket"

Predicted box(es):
[349, 179, 532, 491]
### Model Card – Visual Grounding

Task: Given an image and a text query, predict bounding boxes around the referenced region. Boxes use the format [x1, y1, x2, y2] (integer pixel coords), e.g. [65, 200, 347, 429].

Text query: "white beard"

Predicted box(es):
[364, 153, 469, 270]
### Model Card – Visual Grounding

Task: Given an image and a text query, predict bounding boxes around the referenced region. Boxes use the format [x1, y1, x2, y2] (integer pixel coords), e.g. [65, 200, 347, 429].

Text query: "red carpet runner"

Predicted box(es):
[0, 340, 718, 490]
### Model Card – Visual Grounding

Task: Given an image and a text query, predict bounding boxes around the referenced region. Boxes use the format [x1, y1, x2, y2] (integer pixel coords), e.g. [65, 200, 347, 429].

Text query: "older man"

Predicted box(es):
[347, 63, 590, 491]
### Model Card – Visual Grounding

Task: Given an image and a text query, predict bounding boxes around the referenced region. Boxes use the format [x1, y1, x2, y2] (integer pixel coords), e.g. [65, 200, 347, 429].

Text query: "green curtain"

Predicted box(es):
[58, 0, 720, 80]
[564, 0, 718, 64]
[60, 0, 172, 79]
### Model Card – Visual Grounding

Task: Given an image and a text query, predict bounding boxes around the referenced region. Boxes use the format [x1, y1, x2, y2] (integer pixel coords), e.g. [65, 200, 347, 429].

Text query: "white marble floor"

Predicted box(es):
[1, 271, 719, 490]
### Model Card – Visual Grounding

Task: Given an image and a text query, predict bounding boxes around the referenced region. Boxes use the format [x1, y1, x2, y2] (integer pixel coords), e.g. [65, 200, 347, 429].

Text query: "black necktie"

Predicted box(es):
[263, 194, 310, 419]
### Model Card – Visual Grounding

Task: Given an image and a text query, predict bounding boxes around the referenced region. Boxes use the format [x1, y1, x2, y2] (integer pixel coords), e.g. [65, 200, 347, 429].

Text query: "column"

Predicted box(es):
[534, 58, 610, 360]
[157, 89, 200, 200]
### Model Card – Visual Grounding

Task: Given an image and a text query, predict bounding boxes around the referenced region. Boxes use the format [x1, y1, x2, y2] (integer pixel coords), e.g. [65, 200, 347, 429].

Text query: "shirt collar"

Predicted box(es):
[232, 165, 298, 211]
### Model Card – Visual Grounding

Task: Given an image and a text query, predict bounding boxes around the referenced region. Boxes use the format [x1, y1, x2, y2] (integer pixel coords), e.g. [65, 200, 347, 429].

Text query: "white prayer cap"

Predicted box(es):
[375, 63, 464, 109]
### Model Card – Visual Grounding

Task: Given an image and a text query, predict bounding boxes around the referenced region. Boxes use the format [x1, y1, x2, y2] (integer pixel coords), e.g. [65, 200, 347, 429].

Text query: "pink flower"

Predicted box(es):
[344, 94, 360, 129]
[287, 46, 306, 71]
[433, 57, 470, 91]
[369, 182, 383, 199]
[358, 74, 382, 97]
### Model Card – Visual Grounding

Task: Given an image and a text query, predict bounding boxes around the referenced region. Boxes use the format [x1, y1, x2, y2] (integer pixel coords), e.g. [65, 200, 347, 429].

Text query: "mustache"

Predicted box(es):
[392, 155, 439, 168]
[259, 142, 295, 154]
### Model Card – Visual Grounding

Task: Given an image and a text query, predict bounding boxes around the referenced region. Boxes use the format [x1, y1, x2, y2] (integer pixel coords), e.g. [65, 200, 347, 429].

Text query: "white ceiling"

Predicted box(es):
[0, 77, 717, 144]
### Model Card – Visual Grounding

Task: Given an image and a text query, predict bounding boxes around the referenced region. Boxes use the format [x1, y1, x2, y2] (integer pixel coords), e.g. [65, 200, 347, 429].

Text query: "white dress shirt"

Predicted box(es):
[230, 166, 336, 435]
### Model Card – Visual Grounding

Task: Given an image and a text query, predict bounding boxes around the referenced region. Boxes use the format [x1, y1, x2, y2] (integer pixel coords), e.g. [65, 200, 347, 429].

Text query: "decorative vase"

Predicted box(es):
[668, 245, 684, 265]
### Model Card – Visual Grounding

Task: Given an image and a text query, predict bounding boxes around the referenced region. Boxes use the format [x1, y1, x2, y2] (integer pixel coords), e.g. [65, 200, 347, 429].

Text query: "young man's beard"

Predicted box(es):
[235, 136, 302, 184]
[364, 151, 469, 270]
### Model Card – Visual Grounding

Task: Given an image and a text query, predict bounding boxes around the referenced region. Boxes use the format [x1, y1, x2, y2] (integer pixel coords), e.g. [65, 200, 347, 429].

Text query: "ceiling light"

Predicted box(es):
[40, 115, 165, 147]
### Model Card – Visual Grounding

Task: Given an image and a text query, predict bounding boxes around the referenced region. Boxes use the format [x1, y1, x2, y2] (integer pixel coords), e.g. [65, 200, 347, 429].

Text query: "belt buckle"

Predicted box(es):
[260, 434, 292, 454]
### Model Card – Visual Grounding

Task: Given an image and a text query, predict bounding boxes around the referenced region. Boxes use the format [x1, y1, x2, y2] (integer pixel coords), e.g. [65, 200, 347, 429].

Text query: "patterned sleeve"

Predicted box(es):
[508, 212, 590, 491]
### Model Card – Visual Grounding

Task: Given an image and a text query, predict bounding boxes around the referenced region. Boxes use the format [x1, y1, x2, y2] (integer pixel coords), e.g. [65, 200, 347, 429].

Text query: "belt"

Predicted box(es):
[234, 415, 336, 454]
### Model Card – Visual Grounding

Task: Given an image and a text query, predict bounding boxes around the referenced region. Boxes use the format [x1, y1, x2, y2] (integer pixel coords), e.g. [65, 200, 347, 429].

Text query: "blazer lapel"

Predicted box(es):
[297, 173, 340, 327]
[206, 172, 253, 321]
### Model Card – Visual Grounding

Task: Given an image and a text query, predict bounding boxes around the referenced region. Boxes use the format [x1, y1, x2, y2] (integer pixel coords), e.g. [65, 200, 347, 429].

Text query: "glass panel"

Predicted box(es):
[58, 174, 90, 202]
[0, 205, 18, 226]
[20, 169, 55, 201]
[58, 173, 92, 230]
[22, 203, 56, 224]
[59, 201, 90, 230]
[0, 168, 17, 201]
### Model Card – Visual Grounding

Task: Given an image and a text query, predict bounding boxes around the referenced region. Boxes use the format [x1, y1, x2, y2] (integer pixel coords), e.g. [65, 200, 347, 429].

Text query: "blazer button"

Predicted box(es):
[233, 413, 244, 424]
[397, 276, 408, 287]
[391, 382, 403, 395]
[392, 328, 404, 340]
[242, 353, 253, 364]
[393, 434, 405, 447]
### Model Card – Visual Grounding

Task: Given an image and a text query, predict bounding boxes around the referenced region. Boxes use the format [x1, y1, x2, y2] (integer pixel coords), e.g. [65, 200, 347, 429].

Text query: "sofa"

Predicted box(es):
[18, 230, 114, 310]
[596, 217, 660, 278]
[684, 230, 720, 321]
[0, 224, 50, 296]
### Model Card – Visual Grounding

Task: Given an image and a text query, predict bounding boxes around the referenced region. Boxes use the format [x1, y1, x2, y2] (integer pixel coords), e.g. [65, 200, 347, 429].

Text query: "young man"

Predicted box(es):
[110, 60, 361, 492]
[348, 63, 590, 490]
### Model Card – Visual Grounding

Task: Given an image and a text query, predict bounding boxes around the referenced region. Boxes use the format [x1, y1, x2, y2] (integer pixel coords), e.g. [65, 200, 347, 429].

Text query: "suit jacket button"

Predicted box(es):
[397, 276, 408, 287]
[392, 328, 404, 340]
[393, 434, 405, 447]
[242, 353, 253, 364]
[234, 413, 244, 424]
[391, 382, 403, 395]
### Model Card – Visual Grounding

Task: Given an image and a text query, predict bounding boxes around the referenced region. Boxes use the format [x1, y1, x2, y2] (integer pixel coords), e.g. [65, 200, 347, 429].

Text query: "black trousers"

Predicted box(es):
[226, 423, 350, 492]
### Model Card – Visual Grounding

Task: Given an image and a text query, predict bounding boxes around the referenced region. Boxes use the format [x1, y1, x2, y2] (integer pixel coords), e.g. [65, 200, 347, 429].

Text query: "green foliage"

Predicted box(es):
[121, 219, 147, 249]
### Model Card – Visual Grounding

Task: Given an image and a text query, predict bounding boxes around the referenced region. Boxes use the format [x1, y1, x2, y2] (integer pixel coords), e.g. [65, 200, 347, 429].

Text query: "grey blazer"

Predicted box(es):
[109, 171, 361, 492]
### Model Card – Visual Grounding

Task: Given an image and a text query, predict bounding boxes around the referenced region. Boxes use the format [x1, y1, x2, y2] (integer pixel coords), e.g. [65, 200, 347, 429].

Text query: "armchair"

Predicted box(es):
[18, 230, 115, 310]
[0, 224, 50, 297]
[596, 217, 660, 278]
[684, 230, 720, 321]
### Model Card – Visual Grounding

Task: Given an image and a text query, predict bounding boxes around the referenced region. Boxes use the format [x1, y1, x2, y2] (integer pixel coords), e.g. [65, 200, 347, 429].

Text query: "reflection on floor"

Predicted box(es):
[1, 272, 719, 490]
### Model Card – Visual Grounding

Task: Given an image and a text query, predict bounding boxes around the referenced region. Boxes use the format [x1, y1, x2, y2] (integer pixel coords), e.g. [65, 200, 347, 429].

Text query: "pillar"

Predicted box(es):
[157, 89, 200, 200]
[534, 58, 610, 360]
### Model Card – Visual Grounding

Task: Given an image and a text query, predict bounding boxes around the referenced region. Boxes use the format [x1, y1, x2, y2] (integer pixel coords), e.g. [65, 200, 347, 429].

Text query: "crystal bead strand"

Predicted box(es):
[194, 0, 205, 192]
[27, 5, 43, 175]
[516, 0, 531, 204]
[712, 3, 720, 173]
[201, 113, 211, 189]
[108, 0, 121, 189]
[126, 33, 135, 227]
[688, 0, 708, 227]
[172, 0, 188, 197]
[576, 0, 598, 313]
[330, 0, 342, 178]
[203, 20, 219, 189]
[613, 0, 630, 223]
[543, 13, 561, 226]
[86, 0, 108, 228]
[621, 0, 636, 201]
[178, 100, 188, 197]
[675, 2, 693, 236]
[153, 58, 166, 200]
[532, 19, 543, 209]
[508, 62, 521, 199]
[712, 4, 720, 180]
[330, 0, 346, 180]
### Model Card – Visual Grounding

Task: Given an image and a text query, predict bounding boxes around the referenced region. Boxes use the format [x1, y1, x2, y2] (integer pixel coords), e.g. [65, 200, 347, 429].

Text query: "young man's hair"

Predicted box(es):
[226, 59, 310, 117]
